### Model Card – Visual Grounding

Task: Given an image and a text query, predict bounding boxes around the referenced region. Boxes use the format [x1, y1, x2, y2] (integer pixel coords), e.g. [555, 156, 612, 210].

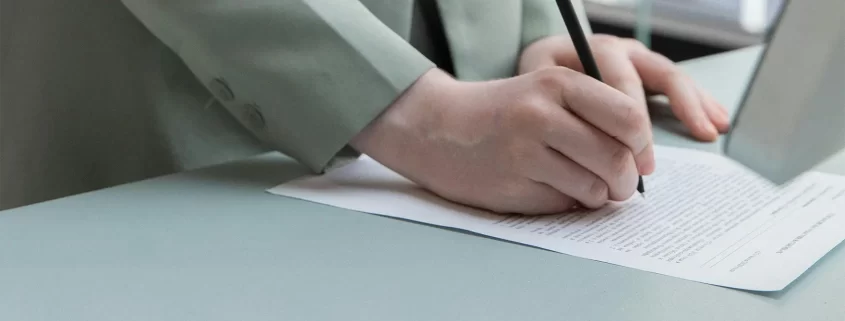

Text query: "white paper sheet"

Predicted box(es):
[268, 145, 845, 291]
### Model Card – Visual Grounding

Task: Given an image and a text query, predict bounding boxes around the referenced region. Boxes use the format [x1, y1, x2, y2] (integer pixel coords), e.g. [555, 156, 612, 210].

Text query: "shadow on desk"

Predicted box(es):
[188, 152, 311, 190]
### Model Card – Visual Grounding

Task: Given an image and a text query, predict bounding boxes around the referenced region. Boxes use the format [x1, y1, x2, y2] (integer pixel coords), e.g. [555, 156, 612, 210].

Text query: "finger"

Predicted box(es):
[524, 147, 612, 208]
[627, 46, 719, 141]
[520, 182, 580, 215]
[490, 179, 578, 215]
[638, 143, 655, 175]
[554, 69, 654, 172]
[449, 179, 576, 215]
[590, 44, 655, 174]
[591, 42, 648, 107]
[540, 106, 641, 202]
[552, 37, 648, 106]
[697, 88, 731, 133]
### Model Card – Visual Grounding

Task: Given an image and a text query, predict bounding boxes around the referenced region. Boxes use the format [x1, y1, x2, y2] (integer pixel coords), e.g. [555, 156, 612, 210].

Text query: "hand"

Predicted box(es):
[518, 34, 730, 141]
[351, 68, 653, 215]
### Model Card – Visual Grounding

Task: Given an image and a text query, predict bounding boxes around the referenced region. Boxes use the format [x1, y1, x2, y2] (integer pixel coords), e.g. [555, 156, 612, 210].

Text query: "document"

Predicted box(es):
[268, 145, 845, 291]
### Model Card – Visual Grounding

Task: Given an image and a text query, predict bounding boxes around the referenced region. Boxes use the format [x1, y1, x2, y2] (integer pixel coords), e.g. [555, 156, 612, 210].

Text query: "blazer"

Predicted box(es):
[0, 0, 589, 209]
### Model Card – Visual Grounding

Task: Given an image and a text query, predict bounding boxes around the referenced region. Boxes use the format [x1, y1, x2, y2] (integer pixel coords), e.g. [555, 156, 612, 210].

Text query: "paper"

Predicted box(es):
[268, 145, 845, 291]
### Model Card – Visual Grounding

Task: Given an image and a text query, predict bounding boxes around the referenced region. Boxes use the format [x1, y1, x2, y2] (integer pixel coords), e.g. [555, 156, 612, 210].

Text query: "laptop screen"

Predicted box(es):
[724, 0, 845, 184]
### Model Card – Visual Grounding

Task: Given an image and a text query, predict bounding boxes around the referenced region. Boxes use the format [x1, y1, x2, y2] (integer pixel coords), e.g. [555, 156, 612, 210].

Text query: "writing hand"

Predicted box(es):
[351, 67, 652, 215]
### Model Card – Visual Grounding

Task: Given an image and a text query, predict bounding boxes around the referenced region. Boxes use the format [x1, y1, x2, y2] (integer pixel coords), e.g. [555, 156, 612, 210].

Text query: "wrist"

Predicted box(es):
[350, 68, 458, 158]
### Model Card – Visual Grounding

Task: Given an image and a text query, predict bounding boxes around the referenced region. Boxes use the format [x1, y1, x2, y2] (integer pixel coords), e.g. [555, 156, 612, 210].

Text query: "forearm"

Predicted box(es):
[121, 0, 436, 173]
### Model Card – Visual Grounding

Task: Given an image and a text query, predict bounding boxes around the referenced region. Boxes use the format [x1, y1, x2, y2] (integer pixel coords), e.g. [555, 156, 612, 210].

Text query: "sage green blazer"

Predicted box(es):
[0, 0, 589, 209]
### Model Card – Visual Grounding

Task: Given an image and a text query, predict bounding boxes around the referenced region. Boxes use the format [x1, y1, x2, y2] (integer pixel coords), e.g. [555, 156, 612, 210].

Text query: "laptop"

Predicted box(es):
[724, 0, 845, 184]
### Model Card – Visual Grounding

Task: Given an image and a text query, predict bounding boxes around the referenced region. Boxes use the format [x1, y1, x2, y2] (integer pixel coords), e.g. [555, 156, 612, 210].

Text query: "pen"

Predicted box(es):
[556, 0, 646, 196]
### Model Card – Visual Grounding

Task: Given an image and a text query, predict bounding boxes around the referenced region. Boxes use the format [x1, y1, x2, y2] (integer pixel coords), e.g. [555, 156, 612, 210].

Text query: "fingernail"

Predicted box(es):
[714, 115, 729, 132]
[700, 121, 717, 136]
[707, 123, 718, 136]
[635, 144, 656, 175]
[718, 114, 731, 132]
[637, 162, 654, 175]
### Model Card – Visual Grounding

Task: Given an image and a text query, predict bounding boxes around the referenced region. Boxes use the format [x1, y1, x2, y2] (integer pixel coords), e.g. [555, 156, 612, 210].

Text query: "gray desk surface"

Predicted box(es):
[1, 46, 843, 321]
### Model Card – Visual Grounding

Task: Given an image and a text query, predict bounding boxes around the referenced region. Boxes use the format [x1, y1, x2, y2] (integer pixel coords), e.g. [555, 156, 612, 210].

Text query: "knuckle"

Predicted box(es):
[657, 68, 684, 88]
[621, 103, 648, 134]
[511, 98, 554, 134]
[601, 72, 623, 86]
[611, 146, 634, 177]
[533, 67, 569, 91]
[630, 106, 649, 128]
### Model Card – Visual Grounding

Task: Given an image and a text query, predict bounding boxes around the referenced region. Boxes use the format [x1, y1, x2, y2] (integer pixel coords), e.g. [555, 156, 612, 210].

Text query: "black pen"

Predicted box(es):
[556, 0, 646, 196]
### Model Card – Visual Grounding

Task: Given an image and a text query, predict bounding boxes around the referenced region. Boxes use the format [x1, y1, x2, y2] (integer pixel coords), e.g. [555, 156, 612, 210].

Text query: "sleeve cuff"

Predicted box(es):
[127, 0, 437, 174]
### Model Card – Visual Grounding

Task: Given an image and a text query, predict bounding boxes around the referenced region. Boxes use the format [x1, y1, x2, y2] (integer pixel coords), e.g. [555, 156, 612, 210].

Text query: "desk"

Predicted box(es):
[1, 46, 843, 321]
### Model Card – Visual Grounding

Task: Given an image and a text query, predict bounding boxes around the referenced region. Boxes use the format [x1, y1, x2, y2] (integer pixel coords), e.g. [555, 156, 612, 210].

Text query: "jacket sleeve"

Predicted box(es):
[120, 0, 435, 173]
[521, 0, 593, 49]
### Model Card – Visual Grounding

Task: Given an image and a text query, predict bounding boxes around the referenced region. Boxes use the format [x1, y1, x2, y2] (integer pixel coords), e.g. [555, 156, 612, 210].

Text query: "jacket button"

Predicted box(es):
[208, 78, 235, 102]
[244, 104, 266, 130]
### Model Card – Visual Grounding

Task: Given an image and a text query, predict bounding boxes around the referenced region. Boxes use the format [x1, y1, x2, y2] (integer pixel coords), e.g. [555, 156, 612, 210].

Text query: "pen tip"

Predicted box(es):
[637, 176, 645, 195]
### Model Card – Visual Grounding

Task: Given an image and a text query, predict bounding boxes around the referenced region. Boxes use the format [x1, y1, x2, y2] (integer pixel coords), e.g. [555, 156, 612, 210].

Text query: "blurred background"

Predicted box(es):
[579, 0, 784, 61]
